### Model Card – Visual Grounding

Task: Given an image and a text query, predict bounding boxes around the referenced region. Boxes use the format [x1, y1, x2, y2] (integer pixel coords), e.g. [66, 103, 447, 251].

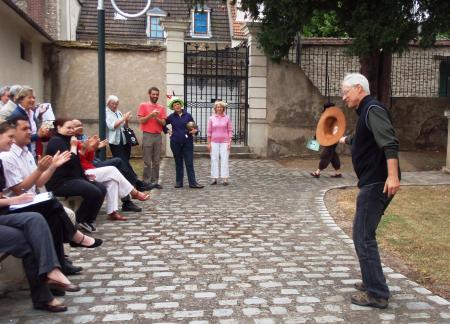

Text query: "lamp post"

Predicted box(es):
[97, 0, 152, 160]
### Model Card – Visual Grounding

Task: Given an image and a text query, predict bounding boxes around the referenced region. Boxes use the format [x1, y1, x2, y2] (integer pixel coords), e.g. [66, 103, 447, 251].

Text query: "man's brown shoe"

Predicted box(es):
[354, 282, 366, 291]
[351, 291, 388, 309]
[108, 212, 128, 221]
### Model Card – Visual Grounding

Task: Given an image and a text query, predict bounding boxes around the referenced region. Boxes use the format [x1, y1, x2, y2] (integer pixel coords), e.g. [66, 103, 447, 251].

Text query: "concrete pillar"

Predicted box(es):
[444, 109, 450, 173]
[243, 22, 268, 157]
[161, 18, 190, 157]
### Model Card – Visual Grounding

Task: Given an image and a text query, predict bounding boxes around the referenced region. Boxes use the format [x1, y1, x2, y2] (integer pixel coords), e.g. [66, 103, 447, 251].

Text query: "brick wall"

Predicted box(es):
[27, 0, 45, 28]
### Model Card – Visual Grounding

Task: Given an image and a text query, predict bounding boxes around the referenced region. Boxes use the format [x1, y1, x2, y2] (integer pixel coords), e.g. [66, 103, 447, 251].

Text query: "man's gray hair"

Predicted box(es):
[9, 85, 23, 101]
[0, 86, 10, 97]
[342, 73, 370, 94]
[106, 95, 119, 106]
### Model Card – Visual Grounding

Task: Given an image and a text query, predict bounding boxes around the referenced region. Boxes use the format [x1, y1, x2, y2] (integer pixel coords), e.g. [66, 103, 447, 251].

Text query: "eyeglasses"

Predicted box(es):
[341, 86, 355, 97]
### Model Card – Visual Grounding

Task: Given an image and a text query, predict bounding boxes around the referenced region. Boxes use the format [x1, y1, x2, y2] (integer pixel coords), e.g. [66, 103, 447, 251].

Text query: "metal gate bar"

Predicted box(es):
[184, 42, 249, 144]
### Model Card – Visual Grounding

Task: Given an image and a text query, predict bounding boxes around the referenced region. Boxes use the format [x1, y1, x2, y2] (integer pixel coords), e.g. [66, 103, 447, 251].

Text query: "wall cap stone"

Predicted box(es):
[161, 17, 191, 32]
[53, 40, 165, 52]
[301, 37, 450, 47]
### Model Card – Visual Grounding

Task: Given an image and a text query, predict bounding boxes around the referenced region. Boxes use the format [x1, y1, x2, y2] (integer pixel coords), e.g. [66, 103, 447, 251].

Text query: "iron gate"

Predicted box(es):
[184, 42, 249, 144]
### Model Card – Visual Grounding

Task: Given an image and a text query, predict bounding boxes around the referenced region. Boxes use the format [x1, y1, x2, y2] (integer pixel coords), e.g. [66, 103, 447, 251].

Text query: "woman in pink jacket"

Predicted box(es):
[207, 101, 233, 185]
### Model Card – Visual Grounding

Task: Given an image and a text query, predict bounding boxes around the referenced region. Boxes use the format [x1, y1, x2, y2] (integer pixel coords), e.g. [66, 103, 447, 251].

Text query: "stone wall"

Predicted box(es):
[265, 60, 342, 158]
[48, 42, 167, 155]
[292, 38, 450, 98]
[265, 60, 449, 158]
[391, 97, 450, 150]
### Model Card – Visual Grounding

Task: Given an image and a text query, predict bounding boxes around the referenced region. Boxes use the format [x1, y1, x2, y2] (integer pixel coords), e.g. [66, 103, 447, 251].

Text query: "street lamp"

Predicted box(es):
[97, 0, 152, 160]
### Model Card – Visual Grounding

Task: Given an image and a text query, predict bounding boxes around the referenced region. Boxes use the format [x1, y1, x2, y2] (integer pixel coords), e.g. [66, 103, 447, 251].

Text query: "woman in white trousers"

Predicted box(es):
[207, 101, 233, 185]
[79, 137, 149, 221]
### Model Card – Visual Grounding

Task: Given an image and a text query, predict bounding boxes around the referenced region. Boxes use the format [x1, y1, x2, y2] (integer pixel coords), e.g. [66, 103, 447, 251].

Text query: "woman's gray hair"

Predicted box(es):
[106, 95, 119, 106]
[14, 86, 33, 103]
[342, 73, 370, 94]
[214, 100, 228, 111]
[0, 86, 10, 97]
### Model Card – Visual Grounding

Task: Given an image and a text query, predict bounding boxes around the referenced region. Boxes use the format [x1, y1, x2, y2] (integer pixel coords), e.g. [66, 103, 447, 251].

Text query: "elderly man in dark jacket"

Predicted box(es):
[339, 73, 401, 309]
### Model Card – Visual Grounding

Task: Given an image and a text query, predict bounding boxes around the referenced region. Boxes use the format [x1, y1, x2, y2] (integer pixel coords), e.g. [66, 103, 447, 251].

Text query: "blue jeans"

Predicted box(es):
[170, 140, 197, 186]
[353, 182, 392, 300]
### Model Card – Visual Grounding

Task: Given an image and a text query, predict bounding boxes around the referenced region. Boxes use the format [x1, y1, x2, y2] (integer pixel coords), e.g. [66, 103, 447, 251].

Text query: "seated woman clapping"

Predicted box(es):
[45, 119, 107, 233]
[78, 135, 150, 221]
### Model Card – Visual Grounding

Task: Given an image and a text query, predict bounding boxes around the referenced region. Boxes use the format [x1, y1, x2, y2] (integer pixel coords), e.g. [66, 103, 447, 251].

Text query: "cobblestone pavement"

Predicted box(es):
[1, 158, 449, 323]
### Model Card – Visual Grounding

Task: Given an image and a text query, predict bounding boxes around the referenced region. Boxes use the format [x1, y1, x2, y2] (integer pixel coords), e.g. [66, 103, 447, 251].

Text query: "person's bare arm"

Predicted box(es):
[36, 151, 71, 188]
[384, 158, 400, 197]
[9, 156, 52, 195]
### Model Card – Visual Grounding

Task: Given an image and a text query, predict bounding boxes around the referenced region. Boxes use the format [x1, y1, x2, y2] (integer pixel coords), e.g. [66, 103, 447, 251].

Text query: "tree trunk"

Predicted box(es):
[359, 49, 392, 108]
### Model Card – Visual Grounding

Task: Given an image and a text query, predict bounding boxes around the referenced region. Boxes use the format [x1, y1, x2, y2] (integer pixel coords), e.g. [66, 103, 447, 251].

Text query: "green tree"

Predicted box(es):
[302, 10, 347, 38]
[227, 0, 450, 105]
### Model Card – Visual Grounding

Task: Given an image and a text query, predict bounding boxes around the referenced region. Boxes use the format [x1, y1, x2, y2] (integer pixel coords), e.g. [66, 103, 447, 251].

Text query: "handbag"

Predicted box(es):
[123, 127, 139, 146]
[306, 137, 320, 152]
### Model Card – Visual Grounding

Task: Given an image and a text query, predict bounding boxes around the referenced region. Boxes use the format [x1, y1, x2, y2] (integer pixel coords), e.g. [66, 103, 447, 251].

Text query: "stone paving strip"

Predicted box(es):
[0, 159, 449, 323]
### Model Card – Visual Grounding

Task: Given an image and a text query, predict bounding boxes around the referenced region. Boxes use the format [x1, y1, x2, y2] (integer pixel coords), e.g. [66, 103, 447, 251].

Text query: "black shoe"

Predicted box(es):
[210, 180, 217, 185]
[174, 183, 183, 188]
[136, 181, 154, 191]
[122, 200, 142, 212]
[62, 262, 83, 276]
[152, 183, 163, 189]
[189, 183, 204, 189]
[69, 238, 103, 249]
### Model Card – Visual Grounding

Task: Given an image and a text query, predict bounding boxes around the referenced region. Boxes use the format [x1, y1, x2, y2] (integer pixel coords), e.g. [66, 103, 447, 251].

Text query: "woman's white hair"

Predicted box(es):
[342, 73, 370, 94]
[214, 100, 228, 111]
[106, 95, 119, 106]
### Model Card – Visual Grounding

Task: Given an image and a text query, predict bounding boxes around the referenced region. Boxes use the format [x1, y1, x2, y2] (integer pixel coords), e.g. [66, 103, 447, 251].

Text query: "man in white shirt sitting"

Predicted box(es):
[0, 115, 102, 275]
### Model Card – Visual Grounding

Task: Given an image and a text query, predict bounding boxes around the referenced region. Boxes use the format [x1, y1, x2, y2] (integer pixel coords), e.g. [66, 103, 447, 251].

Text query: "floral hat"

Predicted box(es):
[167, 95, 185, 110]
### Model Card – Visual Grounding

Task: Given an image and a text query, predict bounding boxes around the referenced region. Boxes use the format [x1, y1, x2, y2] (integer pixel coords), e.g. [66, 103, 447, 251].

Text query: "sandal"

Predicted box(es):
[310, 171, 320, 178]
[131, 190, 150, 201]
[331, 173, 342, 178]
[70, 234, 103, 248]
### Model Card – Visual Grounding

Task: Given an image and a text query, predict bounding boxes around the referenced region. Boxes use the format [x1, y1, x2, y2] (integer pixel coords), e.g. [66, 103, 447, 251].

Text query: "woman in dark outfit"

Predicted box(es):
[310, 103, 342, 178]
[46, 118, 106, 233]
[165, 97, 203, 189]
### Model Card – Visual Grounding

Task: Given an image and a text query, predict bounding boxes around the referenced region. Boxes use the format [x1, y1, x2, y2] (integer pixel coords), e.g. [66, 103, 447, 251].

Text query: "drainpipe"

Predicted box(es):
[97, 0, 106, 160]
[444, 109, 450, 173]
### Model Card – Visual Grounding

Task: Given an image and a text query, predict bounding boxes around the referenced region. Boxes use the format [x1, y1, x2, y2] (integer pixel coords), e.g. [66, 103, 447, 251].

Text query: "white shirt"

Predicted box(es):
[0, 144, 37, 196]
[106, 107, 127, 145]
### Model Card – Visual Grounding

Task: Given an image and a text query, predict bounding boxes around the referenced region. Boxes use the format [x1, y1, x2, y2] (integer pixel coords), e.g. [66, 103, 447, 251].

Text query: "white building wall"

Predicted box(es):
[0, 1, 48, 102]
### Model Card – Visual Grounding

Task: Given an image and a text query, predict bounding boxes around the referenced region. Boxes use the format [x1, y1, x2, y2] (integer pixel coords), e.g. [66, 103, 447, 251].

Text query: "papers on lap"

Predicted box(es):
[9, 192, 54, 210]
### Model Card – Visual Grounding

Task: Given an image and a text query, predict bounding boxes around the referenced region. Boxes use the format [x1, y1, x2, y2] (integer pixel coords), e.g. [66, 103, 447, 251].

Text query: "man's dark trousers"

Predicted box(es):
[353, 182, 392, 300]
[0, 212, 59, 306]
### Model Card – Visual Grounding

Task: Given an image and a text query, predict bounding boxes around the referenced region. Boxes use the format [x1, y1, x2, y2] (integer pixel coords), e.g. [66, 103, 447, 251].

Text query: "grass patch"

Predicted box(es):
[326, 185, 450, 298]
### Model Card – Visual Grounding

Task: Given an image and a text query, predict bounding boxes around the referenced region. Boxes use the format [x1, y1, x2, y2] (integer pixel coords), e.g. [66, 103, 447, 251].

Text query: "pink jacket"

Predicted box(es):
[207, 114, 232, 143]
